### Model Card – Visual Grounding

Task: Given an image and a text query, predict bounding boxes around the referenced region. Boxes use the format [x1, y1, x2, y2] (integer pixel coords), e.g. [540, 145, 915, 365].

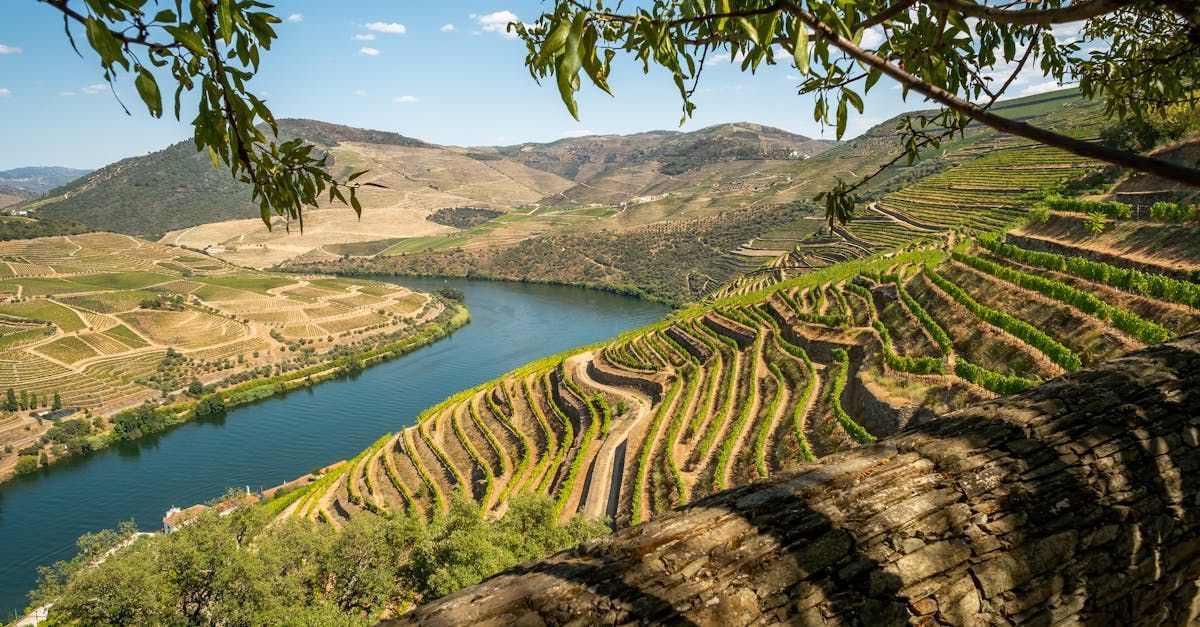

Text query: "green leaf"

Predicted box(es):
[536, 20, 571, 65]
[84, 17, 128, 71]
[714, 0, 731, 32]
[836, 98, 848, 138]
[134, 66, 163, 118]
[792, 24, 809, 75]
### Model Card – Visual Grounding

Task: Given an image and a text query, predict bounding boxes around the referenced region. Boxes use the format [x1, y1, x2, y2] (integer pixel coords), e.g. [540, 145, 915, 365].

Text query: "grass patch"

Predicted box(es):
[0, 300, 87, 331]
[195, 275, 295, 294]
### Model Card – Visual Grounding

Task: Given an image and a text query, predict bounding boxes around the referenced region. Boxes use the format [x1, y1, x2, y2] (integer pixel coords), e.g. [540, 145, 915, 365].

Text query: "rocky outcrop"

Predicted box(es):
[385, 332, 1200, 626]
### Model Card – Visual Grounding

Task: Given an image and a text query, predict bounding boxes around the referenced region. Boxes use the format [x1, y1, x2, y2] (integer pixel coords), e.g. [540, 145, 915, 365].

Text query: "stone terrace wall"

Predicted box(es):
[385, 332, 1200, 626]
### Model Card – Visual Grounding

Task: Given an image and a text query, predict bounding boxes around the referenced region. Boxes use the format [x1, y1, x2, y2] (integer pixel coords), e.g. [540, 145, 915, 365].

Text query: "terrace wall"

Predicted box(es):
[585, 360, 664, 404]
[1005, 232, 1194, 281]
[387, 331, 1200, 626]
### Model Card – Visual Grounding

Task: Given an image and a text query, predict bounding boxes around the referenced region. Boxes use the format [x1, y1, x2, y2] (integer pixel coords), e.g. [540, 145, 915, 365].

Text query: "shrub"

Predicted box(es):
[1039, 194, 1131, 219]
[828, 349, 874, 444]
[955, 359, 1037, 395]
[1149, 201, 1200, 222]
[954, 251, 1172, 344]
[15, 455, 39, 475]
[1084, 211, 1108, 235]
[893, 279, 953, 353]
[977, 236, 1200, 309]
[926, 268, 1083, 372]
[872, 320, 945, 374]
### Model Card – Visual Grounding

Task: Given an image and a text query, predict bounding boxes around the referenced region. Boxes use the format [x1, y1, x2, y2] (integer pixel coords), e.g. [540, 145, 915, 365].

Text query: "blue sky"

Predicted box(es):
[0, 2, 1072, 171]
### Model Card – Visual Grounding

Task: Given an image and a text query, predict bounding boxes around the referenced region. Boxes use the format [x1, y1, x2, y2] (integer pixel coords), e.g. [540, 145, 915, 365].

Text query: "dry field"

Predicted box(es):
[161, 140, 575, 268]
[0, 232, 439, 414]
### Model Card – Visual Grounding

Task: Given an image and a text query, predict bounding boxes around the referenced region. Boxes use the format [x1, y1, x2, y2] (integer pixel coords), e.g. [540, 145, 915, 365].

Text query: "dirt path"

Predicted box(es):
[568, 352, 654, 522]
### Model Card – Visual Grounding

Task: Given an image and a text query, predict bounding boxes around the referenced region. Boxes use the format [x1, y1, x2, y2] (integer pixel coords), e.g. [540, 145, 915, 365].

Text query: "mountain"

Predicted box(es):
[20, 119, 837, 267]
[0, 166, 91, 194]
[0, 167, 91, 207]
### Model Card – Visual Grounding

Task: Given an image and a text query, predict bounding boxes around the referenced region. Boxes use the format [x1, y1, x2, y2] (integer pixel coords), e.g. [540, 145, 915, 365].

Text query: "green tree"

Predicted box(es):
[36, 0, 380, 229]
[514, 0, 1200, 223]
[52, 391, 62, 411]
[15, 455, 39, 475]
[5, 388, 17, 412]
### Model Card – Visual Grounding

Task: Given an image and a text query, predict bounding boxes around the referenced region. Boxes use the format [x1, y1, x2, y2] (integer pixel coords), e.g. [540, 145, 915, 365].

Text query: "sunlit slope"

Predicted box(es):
[277, 228, 1199, 529]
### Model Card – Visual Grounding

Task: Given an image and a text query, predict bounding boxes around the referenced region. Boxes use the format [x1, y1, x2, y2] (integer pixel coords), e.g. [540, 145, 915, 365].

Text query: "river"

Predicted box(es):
[0, 278, 668, 619]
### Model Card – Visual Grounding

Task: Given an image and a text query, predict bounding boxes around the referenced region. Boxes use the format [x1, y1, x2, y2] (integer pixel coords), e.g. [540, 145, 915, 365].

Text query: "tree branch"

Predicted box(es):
[920, 0, 1133, 25]
[781, 1, 1200, 187]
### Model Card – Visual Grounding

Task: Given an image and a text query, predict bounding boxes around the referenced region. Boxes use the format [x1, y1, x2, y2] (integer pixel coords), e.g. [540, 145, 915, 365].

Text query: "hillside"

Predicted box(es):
[0, 167, 91, 207]
[21, 119, 837, 268]
[269, 222, 1199, 532]
[0, 232, 464, 481]
[41, 175, 1200, 623]
[287, 90, 1110, 303]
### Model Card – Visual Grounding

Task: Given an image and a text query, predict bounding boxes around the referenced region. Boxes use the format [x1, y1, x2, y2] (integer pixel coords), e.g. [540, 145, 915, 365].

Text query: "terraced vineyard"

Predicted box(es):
[279, 227, 1199, 529]
[711, 140, 1104, 300]
[0, 232, 462, 479]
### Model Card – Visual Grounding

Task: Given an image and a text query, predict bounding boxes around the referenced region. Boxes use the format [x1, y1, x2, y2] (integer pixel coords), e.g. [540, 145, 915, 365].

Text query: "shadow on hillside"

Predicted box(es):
[395, 338, 1199, 625]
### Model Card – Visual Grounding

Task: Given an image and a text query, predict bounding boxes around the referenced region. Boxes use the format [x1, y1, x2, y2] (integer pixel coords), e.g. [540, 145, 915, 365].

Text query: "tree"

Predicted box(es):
[513, 0, 1200, 223]
[52, 391, 63, 411]
[5, 388, 17, 412]
[36, 0, 380, 230]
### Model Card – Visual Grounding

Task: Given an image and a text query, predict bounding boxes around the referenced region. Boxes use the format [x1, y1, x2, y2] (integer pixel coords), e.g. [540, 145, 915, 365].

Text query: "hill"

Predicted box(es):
[287, 89, 1111, 303]
[21, 119, 835, 267]
[31, 168, 1200, 623]
[0, 167, 91, 199]
[0, 167, 92, 208]
[0, 231, 465, 482]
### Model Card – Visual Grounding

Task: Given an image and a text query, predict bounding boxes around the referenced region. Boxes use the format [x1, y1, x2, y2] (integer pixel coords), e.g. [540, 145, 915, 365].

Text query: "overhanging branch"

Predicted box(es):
[782, 1, 1200, 187]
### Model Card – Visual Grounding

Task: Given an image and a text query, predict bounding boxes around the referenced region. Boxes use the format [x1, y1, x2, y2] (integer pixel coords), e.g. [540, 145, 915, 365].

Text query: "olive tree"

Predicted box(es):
[512, 0, 1200, 222]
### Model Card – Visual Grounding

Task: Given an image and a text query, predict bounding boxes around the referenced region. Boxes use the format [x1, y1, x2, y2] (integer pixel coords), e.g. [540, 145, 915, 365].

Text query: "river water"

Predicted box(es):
[0, 278, 668, 619]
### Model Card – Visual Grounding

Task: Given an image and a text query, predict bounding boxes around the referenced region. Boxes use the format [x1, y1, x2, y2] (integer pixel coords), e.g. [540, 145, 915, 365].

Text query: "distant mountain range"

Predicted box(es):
[19, 119, 833, 240]
[0, 167, 92, 207]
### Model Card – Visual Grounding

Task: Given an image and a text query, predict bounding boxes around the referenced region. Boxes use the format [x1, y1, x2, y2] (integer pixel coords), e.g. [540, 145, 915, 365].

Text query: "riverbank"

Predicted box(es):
[0, 300, 470, 485]
[0, 277, 669, 619]
[275, 263, 683, 306]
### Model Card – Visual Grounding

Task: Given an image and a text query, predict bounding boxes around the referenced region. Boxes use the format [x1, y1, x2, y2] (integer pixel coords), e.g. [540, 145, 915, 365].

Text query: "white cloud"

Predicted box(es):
[364, 21, 407, 35]
[0, 44, 21, 55]
[359, 47, 381, 56]
[353, 33, 376, 41]
[860, 26, 884, 49]
[392, 95, 419, 104]
[82, 83, 106, 95]
[471, 11, 520, 38]
[0, 88, 11, 98]
[286, 13, 303, 23]
[1020, 80, 1063, 96]
[441, 23, 456, 32]
[353, 88, 368, 97]
[58, 91, 76, 97]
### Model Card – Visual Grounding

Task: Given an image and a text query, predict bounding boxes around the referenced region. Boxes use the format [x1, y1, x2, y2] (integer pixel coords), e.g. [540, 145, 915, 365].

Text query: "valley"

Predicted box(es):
[0, 232, 464, 481]
[269, 222, 1198, 531]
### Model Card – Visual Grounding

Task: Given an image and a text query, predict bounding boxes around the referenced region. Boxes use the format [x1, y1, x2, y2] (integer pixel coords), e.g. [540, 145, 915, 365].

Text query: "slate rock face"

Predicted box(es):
[384, 332, 1200, 626]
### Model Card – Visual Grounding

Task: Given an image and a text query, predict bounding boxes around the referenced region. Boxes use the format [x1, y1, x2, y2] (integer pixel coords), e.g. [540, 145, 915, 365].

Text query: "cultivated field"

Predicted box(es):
[274, 108, 1189, 525]
[0, 232, 439, 414]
